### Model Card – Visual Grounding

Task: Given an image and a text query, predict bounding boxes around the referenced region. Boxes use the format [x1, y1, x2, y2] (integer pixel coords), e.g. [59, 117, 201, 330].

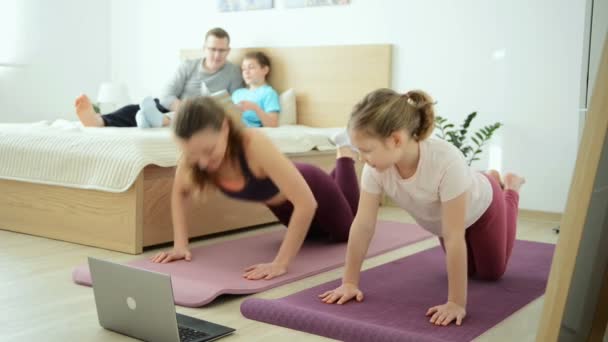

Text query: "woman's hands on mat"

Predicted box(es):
[243, 262, 287, 280]
[318, 283, 364, 304]
[426, 301, 466, 326]
[150, 246, 192, 263]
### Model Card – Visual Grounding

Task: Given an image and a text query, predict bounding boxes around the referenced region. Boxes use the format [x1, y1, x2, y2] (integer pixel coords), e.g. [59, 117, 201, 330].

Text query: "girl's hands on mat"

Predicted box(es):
[243, 262, 287, 280]
[318, 283, 364, 304]
[150, 247, 192, 264]
[426, 301, 466, 326]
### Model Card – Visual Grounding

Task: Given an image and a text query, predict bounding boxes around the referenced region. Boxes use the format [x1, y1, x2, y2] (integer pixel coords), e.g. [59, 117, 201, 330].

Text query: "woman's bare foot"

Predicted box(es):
[337, 146, 358, 160]
[486, 169, 504, 189]
[75, 94, 104, 127]
[503, 173, 526, 192]
[333, 130, 358, 160]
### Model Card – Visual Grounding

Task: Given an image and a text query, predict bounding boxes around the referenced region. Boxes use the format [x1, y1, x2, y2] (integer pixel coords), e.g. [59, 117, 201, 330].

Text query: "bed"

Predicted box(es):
[0, 44, 392, 254]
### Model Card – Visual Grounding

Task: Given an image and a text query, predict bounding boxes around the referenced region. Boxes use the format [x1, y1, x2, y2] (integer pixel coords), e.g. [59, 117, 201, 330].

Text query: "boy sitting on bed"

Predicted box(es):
[137, 51, 281, 129]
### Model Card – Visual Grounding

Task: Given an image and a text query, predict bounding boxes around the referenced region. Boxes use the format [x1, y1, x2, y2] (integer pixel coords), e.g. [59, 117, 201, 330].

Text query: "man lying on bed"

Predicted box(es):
[137, 51, 281, 129]
[73, 27, 243, 128]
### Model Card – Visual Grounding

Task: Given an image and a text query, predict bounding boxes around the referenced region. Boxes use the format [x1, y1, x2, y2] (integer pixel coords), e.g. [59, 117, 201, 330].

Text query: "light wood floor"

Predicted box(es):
[0, 206, 559, 342]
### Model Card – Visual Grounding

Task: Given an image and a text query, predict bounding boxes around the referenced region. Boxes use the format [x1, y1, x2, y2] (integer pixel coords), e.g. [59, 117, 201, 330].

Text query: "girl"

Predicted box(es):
[136, 51, 280, 128]
[319, 89, 525, 327]
[150, 96, 360, 281]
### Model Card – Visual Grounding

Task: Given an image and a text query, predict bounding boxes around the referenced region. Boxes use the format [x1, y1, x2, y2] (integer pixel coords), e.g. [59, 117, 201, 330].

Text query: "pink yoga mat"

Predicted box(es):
[73, 221, 431, 307]
[241, 240, 555, 342]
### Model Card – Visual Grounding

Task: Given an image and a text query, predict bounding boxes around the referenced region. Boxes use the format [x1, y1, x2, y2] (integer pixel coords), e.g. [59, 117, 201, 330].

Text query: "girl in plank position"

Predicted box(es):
[151, 96, 359, 281]
[319, 89, 525, 327]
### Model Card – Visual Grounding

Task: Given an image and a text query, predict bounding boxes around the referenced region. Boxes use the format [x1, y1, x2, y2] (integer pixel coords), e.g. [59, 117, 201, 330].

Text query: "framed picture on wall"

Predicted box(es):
[284, 0, 349, 9]
[218, 0, 274, 12]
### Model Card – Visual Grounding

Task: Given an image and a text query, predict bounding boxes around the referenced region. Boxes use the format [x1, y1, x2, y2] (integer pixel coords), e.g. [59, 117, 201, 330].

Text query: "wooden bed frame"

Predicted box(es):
[0, 44, 392, 254]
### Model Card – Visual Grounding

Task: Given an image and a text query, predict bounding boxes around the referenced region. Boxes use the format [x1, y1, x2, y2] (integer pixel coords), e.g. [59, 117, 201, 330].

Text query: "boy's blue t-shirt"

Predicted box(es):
[231, 84, 280, 127]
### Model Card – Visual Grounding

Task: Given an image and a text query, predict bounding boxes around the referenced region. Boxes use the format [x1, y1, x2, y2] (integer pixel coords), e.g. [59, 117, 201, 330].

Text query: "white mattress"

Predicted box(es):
[0, 120, 341, 192]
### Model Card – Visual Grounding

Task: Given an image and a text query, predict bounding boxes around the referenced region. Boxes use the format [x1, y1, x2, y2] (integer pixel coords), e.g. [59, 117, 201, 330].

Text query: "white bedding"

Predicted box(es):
[0, 120, 340, 192]
[258, 125, 342, 153]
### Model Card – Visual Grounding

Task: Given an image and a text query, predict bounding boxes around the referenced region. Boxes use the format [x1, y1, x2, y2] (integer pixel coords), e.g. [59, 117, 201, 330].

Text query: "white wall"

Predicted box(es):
[0, 0, 111, 123]
[109, 0, 586, 213]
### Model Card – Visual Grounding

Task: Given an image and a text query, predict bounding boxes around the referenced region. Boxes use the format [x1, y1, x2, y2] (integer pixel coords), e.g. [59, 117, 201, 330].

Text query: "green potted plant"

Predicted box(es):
[435, 112, 502, 166]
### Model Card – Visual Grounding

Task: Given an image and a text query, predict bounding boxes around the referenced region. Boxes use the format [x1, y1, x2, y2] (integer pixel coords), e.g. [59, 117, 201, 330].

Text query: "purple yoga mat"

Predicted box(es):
[241, 240, 554, 342]
[73, 221, 431, 307]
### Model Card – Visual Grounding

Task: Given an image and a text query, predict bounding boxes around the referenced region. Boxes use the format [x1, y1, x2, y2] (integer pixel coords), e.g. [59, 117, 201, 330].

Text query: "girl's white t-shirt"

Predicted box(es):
[361, 137, 493, 236]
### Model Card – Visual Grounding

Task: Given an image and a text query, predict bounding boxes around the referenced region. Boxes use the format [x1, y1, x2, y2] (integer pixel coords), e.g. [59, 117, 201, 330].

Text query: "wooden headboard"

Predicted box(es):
[180, 45, 392, 127]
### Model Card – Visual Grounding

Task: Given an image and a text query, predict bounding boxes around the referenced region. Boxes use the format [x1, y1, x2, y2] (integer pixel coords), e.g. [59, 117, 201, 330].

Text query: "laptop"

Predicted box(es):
[88, 257, 235, 342]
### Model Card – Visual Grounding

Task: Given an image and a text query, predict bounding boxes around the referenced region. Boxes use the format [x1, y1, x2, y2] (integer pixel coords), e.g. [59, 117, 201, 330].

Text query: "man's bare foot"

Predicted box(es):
[486, 169, 504, 189]
[337, 146, 358, 160]
[504, 173, 526, 192]
[162, 115, 171, 127]
[75, 94, 104, 127]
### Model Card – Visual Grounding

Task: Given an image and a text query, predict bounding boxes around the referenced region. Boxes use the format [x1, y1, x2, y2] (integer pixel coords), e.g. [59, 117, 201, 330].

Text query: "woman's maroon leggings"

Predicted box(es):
[267, 157, 359, 242]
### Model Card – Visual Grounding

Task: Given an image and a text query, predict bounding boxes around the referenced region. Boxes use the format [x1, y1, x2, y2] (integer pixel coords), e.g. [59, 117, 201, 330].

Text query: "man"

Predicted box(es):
[75, 27, 243, 127]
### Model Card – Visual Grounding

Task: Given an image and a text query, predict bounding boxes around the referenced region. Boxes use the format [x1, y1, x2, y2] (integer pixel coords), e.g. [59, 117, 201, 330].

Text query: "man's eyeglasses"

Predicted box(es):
[206, 47, 230, 54]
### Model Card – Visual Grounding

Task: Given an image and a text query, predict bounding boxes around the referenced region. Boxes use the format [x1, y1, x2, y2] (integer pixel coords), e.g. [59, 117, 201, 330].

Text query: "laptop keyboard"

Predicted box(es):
[178, 326, 209, 342]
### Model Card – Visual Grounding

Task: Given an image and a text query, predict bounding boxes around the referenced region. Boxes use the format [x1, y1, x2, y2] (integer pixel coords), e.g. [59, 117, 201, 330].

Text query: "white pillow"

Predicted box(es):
[279, 88, 297, 125]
